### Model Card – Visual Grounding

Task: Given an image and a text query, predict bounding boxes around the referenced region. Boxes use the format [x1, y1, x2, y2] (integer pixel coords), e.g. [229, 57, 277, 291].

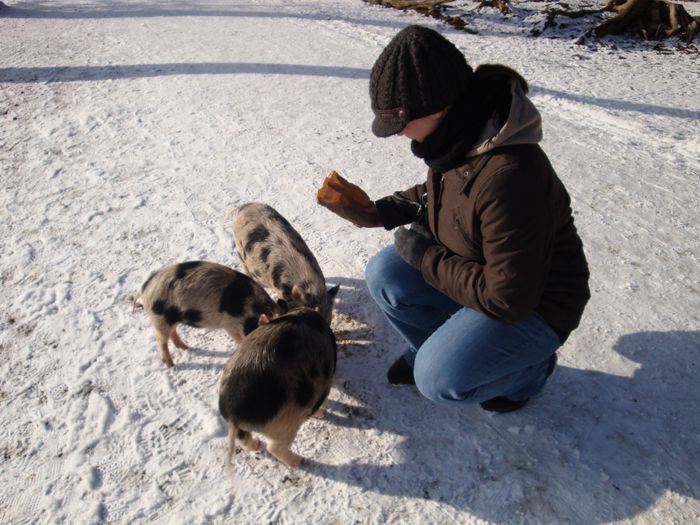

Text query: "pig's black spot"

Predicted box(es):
[218, 396, 229, 420]
[141, 272, 156, 293]
[274, 331, 297, 362]
[259, 247, 271, 263]
[236, 429, 247, 440]
[165, 306, 182, 325]
[253, 301, 271, 315]
[297, 281, 316, 306]
[224, 370, 287, 425]
[309, 364, 319, 379]
[220, 274, 254, 317]
[183, 309, 202, 326]
[280, 284, 292, 300]
[295, 377, 314, 406]
[152, 300, 165, 316]
[322, 360, 331, 379]
[294, 310, 327, 333]
[276, 298, 289, 313]
[271, 264, 284, 289]
[244, 226, 269, 254]
[175, 261, 201, 279]
[243, 317, 258, 335]
[277, 214, 293, 229]
[297, 247, 318, 268]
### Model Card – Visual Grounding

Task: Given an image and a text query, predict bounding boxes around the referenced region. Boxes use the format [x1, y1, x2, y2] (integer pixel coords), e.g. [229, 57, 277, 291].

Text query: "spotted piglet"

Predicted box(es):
[137, 261, 286, 368]
[218, 306, 336, 467]
[232, 203, 339, 324]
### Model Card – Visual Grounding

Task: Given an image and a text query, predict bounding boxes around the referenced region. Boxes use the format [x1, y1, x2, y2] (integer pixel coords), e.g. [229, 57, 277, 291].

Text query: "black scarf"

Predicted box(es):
[411, 73, 514, 173]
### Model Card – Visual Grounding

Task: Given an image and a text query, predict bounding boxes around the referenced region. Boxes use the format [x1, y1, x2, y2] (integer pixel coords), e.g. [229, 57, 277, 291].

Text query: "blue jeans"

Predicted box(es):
[365, 246, 561, 405]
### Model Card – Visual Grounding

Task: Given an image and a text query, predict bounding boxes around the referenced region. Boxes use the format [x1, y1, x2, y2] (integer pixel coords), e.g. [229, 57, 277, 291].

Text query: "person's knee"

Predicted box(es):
[364, 251, 385, 300]
[414, 367, 441, 403]
[414, 357, 473, 403]
[365, 248, 405, 308]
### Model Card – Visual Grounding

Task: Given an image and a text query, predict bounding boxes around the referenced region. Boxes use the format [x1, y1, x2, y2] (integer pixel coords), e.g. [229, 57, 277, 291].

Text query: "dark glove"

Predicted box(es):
[320, 201, 383, 228]
[374, 192, 425, 230]
[393, 223, 436, 270]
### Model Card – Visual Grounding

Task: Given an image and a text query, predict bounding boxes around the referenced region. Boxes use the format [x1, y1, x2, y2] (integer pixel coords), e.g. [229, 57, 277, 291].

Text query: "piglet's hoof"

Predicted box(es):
[288, 456, 305, 468]
[243, 438, 261, 452]
[170, 332, 189, 350]
[272, 449, 305, 468]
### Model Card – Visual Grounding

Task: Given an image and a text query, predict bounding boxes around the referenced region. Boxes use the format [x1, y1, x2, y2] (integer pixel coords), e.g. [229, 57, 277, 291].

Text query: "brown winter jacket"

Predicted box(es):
[375, 82, 590, 341]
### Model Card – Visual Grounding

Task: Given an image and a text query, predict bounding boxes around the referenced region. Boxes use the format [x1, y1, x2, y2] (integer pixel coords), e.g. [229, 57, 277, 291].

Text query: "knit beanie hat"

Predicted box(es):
[369, 25, 474, 138]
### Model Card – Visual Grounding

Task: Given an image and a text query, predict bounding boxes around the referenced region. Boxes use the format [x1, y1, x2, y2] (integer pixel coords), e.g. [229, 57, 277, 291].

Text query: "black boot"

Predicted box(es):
[480, 353, 558, 413]
[387, 355, 415, 385]
[480, 396, 529, 413]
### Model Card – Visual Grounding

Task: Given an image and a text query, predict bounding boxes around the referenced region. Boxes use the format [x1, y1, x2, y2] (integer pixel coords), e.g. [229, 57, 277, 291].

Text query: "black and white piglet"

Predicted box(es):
[232, 203, 339, 324]
[219, 306, 336, 467]
[137, 260, 285, 368]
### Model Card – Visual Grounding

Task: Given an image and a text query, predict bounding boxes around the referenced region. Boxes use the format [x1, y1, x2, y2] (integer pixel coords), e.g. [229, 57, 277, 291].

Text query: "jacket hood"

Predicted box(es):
[465, 80, 542, 157]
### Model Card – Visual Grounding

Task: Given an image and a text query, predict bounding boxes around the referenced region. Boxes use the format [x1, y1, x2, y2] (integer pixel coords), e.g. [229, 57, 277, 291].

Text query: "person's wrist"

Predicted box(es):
[362, 203, 383, 227]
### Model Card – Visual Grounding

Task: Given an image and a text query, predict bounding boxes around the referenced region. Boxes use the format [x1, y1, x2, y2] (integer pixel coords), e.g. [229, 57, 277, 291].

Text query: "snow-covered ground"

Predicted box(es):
[1, 0, 699, 523]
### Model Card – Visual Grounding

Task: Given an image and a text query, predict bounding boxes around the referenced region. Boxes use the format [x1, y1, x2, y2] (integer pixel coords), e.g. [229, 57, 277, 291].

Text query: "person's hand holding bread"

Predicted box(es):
[317, 171, 382, 227]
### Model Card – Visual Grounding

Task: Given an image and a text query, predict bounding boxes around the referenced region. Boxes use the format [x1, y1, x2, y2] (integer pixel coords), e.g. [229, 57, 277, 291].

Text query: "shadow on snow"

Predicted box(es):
[311, 279, 700, 524]
[1, 1, 404, 29]
[532, 85, 700, 120]
[0, 63, 369, 83]
[2, 65, 695, 121]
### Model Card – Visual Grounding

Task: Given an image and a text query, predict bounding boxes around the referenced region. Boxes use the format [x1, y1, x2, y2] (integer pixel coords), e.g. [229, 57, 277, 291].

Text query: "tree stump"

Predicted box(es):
[596, 0, 699, 41]
[477, 0, 513, 16]
[363, 0, 453, 9]
[541, 0, 699, 42]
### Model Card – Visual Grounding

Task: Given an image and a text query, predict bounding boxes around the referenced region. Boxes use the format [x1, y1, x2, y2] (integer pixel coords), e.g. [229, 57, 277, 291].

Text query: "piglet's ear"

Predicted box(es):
[258, 313, 271, 325]
[291, 284, 305, 302]
[327, 284, 340, 300]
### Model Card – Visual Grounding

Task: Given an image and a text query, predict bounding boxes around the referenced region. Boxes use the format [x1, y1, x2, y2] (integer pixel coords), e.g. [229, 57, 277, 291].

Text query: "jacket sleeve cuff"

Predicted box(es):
[375, 193, 425, 230]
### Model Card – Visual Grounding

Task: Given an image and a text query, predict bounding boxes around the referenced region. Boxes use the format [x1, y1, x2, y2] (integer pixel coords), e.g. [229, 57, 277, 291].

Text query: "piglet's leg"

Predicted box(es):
[237, 429, 261, 453]
[266, 424, 304, 467]
[225, 328, 243, 344]
[264, 417, 306, 466]
[155, 331, 174, 368]
[312, 403, 326, 418]
[227, 422, 261, 464]
[312, 390, 330, 418]
[170, 329, 188, 350]
[268, 439, 304, 467]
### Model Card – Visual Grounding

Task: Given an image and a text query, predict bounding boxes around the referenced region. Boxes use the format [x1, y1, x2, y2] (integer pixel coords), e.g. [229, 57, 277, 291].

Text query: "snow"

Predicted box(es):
[1, 0, 699, 523]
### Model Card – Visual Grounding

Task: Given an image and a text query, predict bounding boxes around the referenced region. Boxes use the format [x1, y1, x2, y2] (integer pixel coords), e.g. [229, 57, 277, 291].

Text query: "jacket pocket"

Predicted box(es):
[451, 209, 483, 262]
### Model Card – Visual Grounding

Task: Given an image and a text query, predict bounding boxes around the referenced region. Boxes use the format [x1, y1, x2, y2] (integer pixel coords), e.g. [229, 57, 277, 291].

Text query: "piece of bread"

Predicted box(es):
[317, 171, 371, 209]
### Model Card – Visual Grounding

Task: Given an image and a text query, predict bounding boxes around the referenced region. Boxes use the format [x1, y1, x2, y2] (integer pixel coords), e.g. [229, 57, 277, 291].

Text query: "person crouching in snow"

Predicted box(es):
[318, 25, 590, 413]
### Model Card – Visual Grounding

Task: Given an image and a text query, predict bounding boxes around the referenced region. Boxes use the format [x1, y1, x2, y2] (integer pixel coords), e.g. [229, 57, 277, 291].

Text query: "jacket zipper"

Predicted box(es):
[432, 172, 445, 241]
